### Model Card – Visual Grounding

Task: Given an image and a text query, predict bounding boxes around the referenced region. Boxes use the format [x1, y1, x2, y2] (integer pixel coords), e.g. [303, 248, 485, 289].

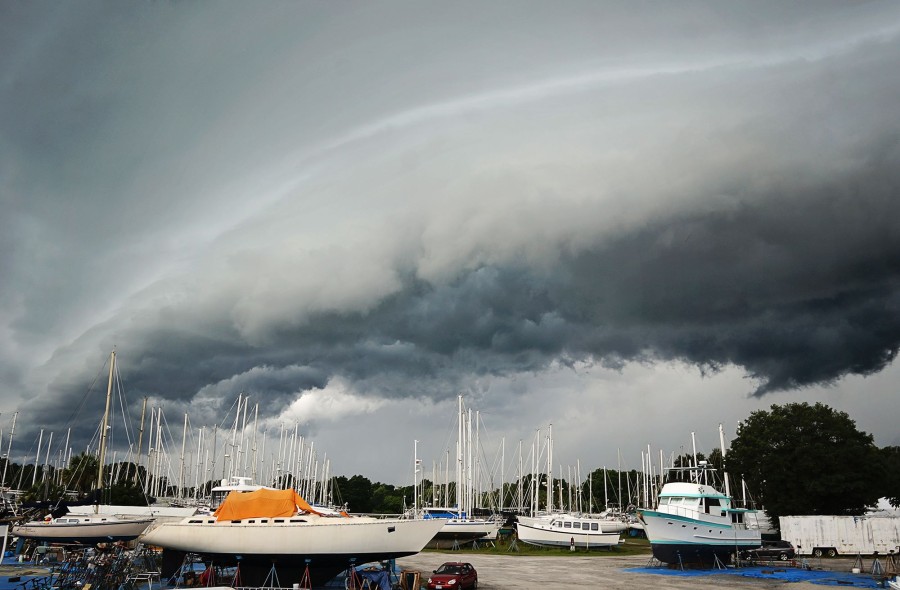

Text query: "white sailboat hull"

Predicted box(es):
[142, 515, 445, 587]
[435, 519, 502, 540]
[13, 517, 154, 543]
[67, 504, 197, 523]
[141, 515, 444, 557]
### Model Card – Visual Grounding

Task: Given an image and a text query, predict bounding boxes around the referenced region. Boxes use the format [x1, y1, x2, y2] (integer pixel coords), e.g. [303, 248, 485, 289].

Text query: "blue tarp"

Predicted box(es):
[357, 568, 392, 590]
[627, 566, 883, 588]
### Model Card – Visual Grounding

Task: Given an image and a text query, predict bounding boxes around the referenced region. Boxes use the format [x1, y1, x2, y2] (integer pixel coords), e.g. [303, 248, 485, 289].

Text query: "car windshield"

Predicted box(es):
[436, 565, 463, 575]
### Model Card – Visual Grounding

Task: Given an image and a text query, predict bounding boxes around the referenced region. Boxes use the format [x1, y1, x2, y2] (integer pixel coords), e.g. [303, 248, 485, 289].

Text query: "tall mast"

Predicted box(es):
[517, 439, 523, 512]
[154, 406, 163, 497]
[413, 440, 419, 514]
[251, 404, 259, 481]
[456, 395, 462, 514]
[1, 412, 17, 488]
[466, 407, 472, 514]
[144, 408, 154, 494]
[195, 426, 204, 500]
[135, 397, 147, 485]
[239, 394, 248, 476]
[179, 413, 188, 499]
[691, 431, 699, 484]
[32, 429, 43, 487]
[719, 423, 731, 498]
[96, 350, 116, 508]
[547, 423, 553, 513]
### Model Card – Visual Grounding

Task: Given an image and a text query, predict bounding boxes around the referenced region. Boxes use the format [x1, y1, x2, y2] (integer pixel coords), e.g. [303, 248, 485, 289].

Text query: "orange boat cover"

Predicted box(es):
[213, 488, 324, 521]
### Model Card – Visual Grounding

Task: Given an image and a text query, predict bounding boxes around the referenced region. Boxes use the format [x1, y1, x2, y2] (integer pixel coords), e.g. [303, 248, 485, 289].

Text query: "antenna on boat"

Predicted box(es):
[718, 423, 731, 499]
[690, 432, 700, 484]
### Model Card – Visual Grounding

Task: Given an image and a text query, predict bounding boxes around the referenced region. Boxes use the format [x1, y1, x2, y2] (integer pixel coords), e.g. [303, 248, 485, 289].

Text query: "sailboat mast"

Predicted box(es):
[547, 423, 553, 513]
[456, 395, 462, 514]
[96, 350, 116, 504]
[1, 412, 17, 488]
[135, 397, 147, 486]
[251, 404, 259, 481]
[179, 413, 188, 499]
[719, 423, 731, 498]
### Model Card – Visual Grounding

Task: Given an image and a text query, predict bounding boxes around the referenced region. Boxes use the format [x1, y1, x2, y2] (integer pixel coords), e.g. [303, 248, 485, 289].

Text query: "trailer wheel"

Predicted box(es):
[813, 548, 824, 557]
[826, 548, 837, 558]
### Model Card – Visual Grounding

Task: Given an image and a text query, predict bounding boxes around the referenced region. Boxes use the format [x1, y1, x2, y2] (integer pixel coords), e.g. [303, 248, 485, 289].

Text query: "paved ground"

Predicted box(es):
[396, 552, 881, 590]
[0, 564, 51, 576]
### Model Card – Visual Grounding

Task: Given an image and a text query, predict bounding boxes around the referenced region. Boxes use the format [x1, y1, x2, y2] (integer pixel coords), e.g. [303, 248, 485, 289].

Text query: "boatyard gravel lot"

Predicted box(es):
[396, 552, 856, 590]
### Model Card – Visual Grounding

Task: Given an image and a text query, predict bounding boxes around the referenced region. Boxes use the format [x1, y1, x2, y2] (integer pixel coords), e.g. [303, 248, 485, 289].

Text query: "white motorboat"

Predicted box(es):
[141, 487, 446, 587]
[12, 514, 154, 543]
[516, 512, 620, 549]
[637, 479, 761, 565]
[518, 510, 630, 534]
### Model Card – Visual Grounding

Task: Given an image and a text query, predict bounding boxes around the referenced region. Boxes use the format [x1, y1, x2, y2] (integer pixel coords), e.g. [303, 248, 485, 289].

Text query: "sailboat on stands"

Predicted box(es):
[13, 351, 154, 544]
[140, 486, 446, 588]
[413, 396, 501, 547]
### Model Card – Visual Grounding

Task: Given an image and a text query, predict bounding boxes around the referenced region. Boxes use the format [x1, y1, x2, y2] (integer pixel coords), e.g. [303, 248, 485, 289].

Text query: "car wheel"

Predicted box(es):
[813, 548, 824, 557]
[779, 553, 789, 561]
[826, 548, 837, 558]
[471, 579, 478, 590]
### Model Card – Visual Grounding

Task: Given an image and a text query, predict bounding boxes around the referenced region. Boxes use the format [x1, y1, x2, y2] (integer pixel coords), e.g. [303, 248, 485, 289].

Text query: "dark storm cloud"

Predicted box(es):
[34, 137, 900, 432]
[560, 154, 900, 393]
[4, 1, 900, 471]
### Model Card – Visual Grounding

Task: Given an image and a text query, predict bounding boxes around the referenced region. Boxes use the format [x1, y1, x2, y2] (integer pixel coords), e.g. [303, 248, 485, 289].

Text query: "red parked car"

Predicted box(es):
[426, 562, 478, 590]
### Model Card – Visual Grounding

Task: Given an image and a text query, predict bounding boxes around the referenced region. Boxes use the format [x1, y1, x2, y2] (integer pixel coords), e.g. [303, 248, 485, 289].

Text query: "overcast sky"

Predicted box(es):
[2, 2, 899, 490]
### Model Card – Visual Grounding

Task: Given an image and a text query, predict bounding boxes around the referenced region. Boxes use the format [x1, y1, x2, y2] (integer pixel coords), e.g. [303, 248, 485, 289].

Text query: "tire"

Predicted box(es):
[813, 548, 824, 558]
[779, 553, 789, 561]
[826, 548, 837, 558]
[472, 578, 478, 590]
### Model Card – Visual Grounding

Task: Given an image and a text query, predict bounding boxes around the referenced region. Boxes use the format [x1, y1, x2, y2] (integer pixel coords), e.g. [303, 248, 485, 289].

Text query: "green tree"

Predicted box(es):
[582, 468, 642, 510]
[726, 402, 881, 521]
[332, 475, 374, 513]
[61, 453, 100, 497]
[21, 480, 66, 503]
[107, 483, 150, 506]
[880, 446, 900, 508]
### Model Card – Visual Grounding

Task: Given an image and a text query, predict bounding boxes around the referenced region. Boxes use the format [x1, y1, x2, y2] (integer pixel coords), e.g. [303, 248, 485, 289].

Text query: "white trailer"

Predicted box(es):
[779, 515, 900, 557]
